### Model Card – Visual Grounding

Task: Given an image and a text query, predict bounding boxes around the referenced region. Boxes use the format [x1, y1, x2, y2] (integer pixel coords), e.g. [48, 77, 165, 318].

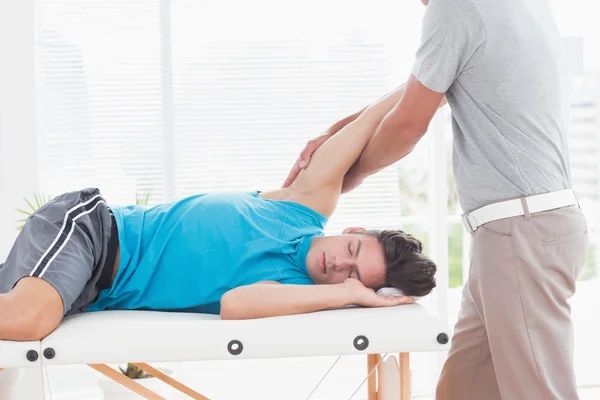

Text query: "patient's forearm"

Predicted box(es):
[324, 84, 407, 137]
[220, 283, 350, 320]
[325, 107, 367, 136]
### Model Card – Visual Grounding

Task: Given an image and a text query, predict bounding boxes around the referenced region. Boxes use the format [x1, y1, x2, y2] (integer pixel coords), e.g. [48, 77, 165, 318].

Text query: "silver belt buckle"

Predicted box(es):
[461, 213, 477, 234]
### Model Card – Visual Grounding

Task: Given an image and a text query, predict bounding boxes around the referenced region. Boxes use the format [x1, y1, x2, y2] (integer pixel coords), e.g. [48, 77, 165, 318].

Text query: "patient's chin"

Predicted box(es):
[309, 268, 325, 285]
[306, 264, 326, 285]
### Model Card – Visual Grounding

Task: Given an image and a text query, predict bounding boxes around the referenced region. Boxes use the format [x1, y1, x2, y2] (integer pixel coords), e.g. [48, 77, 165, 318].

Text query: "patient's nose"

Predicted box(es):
[332, 257, 351, 272]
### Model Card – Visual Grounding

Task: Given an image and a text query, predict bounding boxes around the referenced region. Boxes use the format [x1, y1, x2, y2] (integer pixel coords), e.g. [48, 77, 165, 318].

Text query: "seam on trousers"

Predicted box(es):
[513, 234, 546, 395]
[468, 327, 487, 400]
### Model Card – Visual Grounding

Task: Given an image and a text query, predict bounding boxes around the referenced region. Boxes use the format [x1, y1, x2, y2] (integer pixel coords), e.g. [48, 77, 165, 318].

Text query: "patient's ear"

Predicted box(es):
[343, 227, 366, 234]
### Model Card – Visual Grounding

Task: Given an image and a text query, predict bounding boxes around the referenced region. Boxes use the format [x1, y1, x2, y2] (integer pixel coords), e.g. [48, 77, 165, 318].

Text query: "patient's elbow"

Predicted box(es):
[219, 305, 238, 320]
[220, 291, 244, 320]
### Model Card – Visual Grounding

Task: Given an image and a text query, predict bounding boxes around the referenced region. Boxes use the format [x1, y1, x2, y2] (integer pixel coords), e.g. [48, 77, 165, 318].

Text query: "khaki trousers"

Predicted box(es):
[436, 205, 589, 400]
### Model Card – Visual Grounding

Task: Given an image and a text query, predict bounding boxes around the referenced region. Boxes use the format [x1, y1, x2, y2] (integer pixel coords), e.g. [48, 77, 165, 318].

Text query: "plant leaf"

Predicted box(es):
[15, 193, 53, 230]
[15, 208, 33, 216]
[24, 197, 36, 213]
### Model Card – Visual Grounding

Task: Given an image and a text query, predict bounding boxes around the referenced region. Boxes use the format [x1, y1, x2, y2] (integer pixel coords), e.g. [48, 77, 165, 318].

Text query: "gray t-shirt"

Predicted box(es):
[412, 0, 572, 213]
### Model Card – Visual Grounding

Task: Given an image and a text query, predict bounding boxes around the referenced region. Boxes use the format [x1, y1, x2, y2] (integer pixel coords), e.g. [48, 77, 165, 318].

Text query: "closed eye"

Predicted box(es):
[349, 267, 360, 281]
[348, 240, 362, 282]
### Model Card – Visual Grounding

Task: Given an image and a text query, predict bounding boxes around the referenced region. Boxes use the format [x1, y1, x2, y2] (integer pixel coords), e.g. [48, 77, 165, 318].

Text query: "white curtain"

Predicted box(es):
[21, 0, 600, 395]
[34, 0, 431, 236]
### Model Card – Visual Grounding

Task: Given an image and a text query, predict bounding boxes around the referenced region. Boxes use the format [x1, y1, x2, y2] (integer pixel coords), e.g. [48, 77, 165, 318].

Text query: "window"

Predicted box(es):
[34, 0, 430, 236]
[31, 0, 446, 395]
[0, 0, 595, 397]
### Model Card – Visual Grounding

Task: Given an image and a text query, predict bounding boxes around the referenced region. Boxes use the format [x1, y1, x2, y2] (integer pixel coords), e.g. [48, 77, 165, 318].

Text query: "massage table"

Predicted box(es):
[0, 303, 450, 400]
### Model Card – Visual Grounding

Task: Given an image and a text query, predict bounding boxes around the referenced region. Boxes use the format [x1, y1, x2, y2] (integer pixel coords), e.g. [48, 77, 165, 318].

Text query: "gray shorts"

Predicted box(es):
[0, 187, 118, 315]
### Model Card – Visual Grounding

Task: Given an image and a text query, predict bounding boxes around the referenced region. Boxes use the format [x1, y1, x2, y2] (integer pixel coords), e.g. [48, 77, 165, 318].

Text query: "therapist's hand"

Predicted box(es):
[282, 133, 331, 188]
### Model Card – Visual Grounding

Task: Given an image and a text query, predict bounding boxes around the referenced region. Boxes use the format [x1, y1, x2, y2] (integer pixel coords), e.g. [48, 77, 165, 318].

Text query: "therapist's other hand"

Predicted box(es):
[282, 133, 331, 188]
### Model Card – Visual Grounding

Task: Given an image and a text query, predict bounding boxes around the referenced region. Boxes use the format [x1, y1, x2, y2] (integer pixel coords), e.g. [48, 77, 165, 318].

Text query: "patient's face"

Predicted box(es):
[306, 228, 386, 289]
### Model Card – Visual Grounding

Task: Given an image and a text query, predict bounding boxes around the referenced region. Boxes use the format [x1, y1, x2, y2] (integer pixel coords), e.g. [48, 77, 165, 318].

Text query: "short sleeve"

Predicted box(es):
[411, 0, 487, 93]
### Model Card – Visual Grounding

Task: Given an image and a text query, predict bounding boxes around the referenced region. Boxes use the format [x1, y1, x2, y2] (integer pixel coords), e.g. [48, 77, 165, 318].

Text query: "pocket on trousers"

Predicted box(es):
[542, 230, 587, 246]
[542, 231, 589, 288]
[477, 221, 512, 249]
[471, 225, 518, 292]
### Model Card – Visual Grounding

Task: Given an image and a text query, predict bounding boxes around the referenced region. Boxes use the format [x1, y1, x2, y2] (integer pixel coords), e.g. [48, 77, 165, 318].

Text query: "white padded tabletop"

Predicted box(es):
[0, 339, 42, 368]
[1, 304, 450, 367]
[42, 304, 449, 365]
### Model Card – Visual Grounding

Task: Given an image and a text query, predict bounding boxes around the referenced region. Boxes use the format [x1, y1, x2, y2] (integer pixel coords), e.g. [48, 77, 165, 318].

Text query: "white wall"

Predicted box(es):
[0, 0, 39, 261]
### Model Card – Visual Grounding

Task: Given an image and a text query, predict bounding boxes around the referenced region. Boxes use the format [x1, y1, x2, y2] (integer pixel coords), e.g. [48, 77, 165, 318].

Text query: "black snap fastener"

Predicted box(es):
[26, 350, 39, 362]
[353, 335, 369, 351]
[43, 348, 56, 359]
[227, 340, 243, 356]
[437, 333, 449, 344]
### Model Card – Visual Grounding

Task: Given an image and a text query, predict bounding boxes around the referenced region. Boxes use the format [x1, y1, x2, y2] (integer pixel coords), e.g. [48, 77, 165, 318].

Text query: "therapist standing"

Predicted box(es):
[283, 0, 588, 398]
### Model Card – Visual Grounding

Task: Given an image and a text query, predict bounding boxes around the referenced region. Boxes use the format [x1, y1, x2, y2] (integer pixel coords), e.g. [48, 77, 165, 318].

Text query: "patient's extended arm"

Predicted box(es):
[220, 279, 412, 320]
[291, 85, 407, 189]
[283, 80, 447, 196]
[281, 85, 408, 217]
[281, 88, 409, 188]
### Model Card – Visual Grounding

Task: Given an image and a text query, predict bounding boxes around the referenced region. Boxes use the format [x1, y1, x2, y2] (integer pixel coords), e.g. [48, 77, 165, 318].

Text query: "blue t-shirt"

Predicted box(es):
[87, 191, 328, 314]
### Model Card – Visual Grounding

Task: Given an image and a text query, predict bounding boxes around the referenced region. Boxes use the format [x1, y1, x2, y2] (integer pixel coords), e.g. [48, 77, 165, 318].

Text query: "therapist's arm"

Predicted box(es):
[342, 75, 446, 193]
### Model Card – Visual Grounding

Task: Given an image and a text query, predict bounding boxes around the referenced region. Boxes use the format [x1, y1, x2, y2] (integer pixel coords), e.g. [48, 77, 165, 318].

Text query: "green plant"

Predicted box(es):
[126, 188, 154, 380]
[578, 241, 597, 281]
[402, 222, 464, 288]
[119, 363, 153, 380]
[15, 188, 152, 231]
[15, 193, 53, 230]
[135, 188, 152, 206]
[16, 190, 156, 380]
[447, 222, 463, 288]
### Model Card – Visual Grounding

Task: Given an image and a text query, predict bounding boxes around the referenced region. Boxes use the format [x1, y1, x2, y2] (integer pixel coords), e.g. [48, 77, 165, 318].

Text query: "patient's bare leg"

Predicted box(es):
[0, 277, 64, 341]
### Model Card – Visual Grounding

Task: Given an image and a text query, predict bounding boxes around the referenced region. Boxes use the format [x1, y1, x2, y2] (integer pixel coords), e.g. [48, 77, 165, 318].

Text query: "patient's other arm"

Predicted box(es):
[220, 279, 412, 320]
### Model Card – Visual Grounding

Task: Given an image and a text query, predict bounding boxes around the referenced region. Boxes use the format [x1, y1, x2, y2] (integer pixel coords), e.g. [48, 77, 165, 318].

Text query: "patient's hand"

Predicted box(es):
[342, 278, 414, 308]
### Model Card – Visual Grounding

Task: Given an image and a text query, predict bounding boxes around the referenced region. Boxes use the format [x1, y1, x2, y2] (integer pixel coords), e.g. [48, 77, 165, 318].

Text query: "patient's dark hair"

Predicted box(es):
[363, 229, 437, 297]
